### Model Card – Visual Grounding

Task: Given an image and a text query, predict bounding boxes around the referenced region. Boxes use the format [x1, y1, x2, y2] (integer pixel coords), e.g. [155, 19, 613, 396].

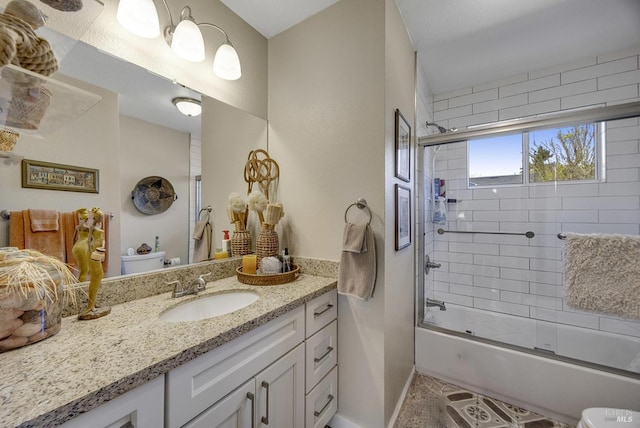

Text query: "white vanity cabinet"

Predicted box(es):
[167, 289, 338, 428]
[166, 305, 306, 428]
[59, 375, 164, 428]
[183, 344, 305, 428]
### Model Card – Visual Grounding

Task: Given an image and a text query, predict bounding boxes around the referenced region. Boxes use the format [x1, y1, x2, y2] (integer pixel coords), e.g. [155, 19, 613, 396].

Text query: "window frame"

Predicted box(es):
[466, 121, 605, 189]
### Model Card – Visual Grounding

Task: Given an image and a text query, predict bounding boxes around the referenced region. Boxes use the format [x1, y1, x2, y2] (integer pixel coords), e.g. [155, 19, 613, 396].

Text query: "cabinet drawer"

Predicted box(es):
[305, 366, 338, 428]
[59, 375, 164, 428]
[305, 290, 337, 337]
[305, 320, 337, 393]
[166, 306, 305, 428]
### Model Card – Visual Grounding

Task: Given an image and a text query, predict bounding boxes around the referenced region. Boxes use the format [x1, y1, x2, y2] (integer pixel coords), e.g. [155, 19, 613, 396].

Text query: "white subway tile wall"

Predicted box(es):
[424, 47, 640, 340]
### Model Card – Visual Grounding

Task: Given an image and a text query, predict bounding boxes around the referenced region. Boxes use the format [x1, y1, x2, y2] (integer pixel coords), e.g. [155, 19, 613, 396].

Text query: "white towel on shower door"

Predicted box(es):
[338, 223, 377, 300]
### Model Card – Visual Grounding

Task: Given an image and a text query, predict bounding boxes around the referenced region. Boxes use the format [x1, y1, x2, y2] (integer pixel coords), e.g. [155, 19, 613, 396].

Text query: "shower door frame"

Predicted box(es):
[416, 101, 640, 378]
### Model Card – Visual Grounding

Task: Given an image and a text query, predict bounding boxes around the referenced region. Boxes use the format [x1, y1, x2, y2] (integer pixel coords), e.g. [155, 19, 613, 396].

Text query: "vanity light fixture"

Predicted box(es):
[172, 97, 202, 117]
[116, 0, 242, 80]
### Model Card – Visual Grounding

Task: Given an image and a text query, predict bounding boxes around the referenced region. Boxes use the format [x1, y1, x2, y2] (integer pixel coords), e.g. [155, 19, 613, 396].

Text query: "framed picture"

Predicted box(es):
[395, 184, 411, 250]
[22, 159, 99, 193]
[395, 109, 411, 182]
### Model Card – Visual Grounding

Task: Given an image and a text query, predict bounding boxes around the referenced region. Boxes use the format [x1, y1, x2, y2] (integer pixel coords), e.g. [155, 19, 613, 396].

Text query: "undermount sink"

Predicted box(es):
[159, 291, 260, 323]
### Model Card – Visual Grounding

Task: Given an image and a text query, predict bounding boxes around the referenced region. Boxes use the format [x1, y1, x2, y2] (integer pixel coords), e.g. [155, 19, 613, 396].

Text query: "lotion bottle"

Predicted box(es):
[222, 230, 231, 257]
[282, 248, 291, 273]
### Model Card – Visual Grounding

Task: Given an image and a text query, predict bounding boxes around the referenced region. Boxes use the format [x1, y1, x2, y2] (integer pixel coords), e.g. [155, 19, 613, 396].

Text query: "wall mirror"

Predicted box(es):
[0, 14, 268, 279]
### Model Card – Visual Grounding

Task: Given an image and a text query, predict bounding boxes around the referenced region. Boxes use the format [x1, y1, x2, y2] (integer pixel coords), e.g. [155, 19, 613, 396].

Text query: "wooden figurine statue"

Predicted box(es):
[71, 208, 90, 281]
[78, 207, 111, 320]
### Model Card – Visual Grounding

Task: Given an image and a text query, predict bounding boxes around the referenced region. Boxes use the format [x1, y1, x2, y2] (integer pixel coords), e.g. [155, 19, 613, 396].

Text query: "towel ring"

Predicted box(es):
[344, 198, 372, 225]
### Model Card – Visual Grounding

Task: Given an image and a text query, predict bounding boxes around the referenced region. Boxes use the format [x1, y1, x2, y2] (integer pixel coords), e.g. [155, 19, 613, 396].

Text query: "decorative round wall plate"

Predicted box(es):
[131, 176, 177, 215]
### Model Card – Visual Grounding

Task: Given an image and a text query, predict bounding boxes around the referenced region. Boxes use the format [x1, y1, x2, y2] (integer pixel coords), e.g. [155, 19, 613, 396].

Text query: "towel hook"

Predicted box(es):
[344, 198, 372, 225]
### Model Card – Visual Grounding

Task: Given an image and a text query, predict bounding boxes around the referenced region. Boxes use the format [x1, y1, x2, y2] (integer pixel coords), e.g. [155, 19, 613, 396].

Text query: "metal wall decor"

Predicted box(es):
[131, 176, 177, 215]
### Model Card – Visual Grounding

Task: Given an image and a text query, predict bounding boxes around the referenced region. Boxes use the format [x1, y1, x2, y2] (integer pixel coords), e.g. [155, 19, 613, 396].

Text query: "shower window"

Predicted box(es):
[468, 122, 603, 187]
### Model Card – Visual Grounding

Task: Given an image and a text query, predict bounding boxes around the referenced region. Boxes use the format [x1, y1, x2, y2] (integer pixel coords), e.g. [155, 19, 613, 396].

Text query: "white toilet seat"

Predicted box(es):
[579, 408, 640, 428]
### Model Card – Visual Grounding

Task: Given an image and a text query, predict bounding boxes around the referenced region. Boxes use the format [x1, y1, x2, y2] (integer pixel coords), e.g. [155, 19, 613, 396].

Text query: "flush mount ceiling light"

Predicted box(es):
[172, 97, 202, 116]
[116, 0, 242, 80]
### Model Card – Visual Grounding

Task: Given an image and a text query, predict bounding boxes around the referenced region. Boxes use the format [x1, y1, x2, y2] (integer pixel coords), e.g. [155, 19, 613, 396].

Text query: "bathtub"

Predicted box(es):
[416, 304, 640, 424]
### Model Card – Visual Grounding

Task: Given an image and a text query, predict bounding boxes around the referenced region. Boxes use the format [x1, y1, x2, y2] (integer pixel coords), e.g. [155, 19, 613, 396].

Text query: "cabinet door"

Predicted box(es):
[255, 343, 305, 428]
[59, 376, 164, 428]
[184, 379, 255, 428]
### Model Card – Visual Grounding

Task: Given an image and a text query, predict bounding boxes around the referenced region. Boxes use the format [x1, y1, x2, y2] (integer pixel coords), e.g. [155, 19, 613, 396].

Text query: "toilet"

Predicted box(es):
[578, 408, 640, 428]
[121, 251, 166, 275]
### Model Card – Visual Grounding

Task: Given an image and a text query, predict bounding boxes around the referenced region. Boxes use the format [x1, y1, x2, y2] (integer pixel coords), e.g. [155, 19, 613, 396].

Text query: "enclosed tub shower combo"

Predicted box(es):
[416, 102, 640, 425]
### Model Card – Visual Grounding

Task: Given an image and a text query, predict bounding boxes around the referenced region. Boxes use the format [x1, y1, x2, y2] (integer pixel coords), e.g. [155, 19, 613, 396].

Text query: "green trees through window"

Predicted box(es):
[529, 124, 596, 183]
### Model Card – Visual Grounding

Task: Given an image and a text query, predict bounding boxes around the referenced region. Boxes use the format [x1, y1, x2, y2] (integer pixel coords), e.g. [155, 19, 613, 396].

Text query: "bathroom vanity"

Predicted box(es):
[0, 274, 337, 428]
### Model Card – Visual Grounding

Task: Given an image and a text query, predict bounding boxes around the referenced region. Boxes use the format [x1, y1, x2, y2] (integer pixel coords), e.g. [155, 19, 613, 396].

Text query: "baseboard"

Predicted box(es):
[387, 365, 416, 428]
[327, 413, 363, 428]
[327, 366, 415, 428]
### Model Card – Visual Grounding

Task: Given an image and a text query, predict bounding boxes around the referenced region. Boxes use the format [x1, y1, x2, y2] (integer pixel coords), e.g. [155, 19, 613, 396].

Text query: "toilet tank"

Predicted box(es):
[121, 251, 166, 275]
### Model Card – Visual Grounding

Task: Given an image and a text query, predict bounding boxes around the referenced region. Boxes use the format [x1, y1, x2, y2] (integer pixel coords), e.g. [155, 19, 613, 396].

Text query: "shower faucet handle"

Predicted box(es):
[425, 255, 441, 274]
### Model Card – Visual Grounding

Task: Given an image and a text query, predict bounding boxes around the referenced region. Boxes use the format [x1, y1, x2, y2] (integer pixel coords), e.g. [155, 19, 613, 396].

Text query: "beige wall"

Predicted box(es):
[200, 97, 268, 251]
[383, 0, 416, 422]
[268, 0, 416, 426]
[81, 0, 268, 119]
[119, 116, 190, 267]
[0, 77, 122, 277]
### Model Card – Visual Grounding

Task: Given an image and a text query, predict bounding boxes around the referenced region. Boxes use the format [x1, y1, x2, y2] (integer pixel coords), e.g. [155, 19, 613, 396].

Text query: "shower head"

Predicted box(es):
[426, 121, 457, 134]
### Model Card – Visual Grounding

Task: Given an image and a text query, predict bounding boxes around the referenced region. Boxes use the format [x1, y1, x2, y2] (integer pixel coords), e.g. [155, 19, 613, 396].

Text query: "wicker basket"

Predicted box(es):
[256, 225, 279, 268]
[236, 265, 299, 286]
[0, 130, 19, 152]
[6, 86, 52, 130]
[231, 222, 252, 257]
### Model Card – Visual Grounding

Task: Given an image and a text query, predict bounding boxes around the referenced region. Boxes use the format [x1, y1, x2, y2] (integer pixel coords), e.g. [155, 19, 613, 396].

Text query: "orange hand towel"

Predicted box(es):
[29, 209, 59, 232]
[9, 211, 25, 249]
[23, 210, 65, 262]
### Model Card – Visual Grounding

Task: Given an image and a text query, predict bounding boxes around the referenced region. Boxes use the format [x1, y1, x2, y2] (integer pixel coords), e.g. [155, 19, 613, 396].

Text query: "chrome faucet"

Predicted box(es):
[168, 272, 212, 298]
[426, 298, 446, 311]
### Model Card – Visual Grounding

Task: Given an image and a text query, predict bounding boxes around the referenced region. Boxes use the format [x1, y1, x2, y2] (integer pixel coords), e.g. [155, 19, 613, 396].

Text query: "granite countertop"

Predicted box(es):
[0, 274, 337, 428]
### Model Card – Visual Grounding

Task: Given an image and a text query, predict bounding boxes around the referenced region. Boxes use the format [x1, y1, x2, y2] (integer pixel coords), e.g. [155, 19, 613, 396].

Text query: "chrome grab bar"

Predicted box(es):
[437, 228, 534, 238]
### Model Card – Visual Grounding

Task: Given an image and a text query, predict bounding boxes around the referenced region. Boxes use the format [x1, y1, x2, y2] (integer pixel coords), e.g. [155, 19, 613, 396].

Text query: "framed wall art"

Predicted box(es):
[395, 184, 411, 250]
[395, 108, 411, 182]
[22, 159, 99, 193]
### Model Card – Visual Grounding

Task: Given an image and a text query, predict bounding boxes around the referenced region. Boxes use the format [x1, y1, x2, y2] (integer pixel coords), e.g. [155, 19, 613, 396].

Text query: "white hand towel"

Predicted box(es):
[338, 223, 377, 300]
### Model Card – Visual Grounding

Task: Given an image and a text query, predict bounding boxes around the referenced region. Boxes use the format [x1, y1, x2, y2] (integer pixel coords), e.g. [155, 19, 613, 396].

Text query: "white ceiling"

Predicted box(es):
[223, 0, 640, 95]
[57, 0, 640, 138]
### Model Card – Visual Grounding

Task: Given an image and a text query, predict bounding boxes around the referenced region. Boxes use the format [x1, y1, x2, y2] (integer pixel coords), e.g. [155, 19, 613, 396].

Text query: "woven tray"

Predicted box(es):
[236, 265, 299, 286]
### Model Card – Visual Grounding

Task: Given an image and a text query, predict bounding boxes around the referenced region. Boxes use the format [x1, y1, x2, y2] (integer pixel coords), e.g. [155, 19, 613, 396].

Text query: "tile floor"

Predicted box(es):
[393, 373, 574, 428]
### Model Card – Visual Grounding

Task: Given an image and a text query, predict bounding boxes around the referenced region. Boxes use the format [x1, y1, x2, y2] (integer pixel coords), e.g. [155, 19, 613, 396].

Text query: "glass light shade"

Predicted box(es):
[171, 19, 205, 62]
[173, 98, 201, 117]
[213, 43, 242, 80]
[116, 0, 160, 38]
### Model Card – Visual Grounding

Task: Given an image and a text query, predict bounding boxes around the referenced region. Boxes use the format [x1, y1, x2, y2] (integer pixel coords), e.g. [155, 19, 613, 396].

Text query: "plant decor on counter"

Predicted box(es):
[228, 193, 251, 256]
[0, 247, 76, 352]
